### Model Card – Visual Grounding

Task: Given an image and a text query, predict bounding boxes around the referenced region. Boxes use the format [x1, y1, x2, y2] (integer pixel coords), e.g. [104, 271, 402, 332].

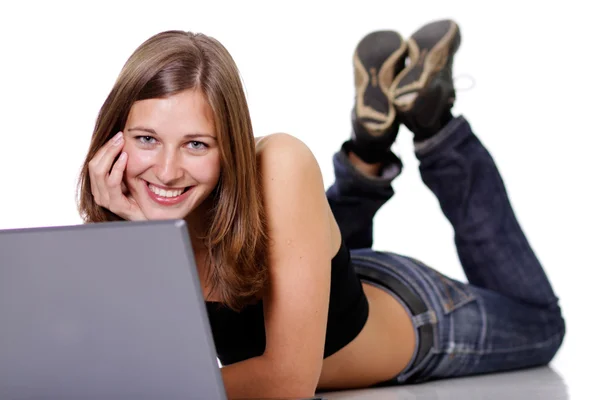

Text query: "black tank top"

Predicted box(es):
[205, 239, 369, 365]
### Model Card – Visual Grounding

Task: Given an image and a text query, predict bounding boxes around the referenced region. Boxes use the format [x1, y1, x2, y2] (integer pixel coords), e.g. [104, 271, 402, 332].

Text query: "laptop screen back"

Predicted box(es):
[0, 220, 225, 399]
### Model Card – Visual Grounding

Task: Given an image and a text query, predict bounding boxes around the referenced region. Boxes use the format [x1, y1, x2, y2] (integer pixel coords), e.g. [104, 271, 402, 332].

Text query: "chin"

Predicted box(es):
[142, 211, 190, 221]
[138, 200, 201, 221]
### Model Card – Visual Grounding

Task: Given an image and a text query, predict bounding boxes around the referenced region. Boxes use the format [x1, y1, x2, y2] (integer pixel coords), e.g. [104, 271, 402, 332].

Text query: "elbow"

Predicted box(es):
[296, 369, 321, 397]
[277, 367, 321, 397]
[278, 376, 319, 398]
[264, 355, 322, 397]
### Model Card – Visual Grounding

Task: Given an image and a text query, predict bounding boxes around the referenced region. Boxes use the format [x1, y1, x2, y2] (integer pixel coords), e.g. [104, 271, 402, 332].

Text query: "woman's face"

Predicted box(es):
[121, 88, 221, 221]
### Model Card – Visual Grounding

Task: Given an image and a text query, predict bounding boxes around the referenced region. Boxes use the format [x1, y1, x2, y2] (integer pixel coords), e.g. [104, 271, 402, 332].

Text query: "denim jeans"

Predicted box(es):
[325, 115, 566, 384]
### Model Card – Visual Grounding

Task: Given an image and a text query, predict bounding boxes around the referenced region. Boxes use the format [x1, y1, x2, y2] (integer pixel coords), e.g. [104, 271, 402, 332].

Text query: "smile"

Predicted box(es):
[145, 182, 193, 206]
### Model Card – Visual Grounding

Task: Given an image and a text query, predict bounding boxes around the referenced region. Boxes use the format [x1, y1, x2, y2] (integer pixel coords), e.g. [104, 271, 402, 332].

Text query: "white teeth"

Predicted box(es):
[148, 184, 185, 198]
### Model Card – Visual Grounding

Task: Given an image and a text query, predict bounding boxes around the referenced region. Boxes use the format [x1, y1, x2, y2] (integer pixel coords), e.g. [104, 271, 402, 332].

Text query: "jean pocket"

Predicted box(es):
[407, 257, 476, 314]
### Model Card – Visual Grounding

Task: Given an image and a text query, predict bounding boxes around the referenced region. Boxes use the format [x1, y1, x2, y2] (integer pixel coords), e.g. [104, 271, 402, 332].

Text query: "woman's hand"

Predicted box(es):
[89, 132, 146, 221]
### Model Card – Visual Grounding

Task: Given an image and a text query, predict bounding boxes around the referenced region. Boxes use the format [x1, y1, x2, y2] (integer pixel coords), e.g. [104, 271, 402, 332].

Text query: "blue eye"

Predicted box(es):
[137, 136, 156, 145]
[188, 141, 207, 150]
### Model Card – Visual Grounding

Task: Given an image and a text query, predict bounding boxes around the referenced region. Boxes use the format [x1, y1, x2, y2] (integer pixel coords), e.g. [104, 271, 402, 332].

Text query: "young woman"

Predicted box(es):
[77, 19, 565, 399]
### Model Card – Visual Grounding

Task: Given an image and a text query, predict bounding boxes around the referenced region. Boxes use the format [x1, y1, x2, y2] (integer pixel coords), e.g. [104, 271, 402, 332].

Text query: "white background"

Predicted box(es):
[0, 0, 597, 397]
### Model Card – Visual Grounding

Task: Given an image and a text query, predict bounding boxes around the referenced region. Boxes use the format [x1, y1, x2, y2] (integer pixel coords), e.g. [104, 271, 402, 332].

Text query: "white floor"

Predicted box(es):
[319, 366, 568, 399]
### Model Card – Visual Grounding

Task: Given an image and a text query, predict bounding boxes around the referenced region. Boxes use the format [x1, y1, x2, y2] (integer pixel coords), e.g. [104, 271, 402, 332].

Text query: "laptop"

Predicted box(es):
[0, 220, 325, 400]
[0, 220, 221, 398]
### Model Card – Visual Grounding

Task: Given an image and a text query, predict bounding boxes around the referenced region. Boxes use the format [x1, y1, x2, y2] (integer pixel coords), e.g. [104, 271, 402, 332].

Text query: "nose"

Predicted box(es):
[155, 149, 184, 185]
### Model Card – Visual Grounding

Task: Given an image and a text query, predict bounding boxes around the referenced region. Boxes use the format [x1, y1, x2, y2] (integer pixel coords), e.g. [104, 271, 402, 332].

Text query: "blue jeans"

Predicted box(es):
[326, 116, 566, 384]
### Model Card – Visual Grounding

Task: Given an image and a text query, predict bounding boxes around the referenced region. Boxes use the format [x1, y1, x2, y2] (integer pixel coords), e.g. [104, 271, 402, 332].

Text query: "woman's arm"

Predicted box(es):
[221, 133, 332, 399]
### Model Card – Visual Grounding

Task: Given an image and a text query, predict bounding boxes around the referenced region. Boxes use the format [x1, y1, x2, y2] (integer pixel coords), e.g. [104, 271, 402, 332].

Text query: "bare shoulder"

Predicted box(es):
[255, 133, 321, 178]
[256, 132, 341, 259]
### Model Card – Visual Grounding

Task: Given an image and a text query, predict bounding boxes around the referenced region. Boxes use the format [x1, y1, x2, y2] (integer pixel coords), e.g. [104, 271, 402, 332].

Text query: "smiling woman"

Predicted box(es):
[77, 23, 565, 400]
[77, 31, 269, 315]
[121, 90, 220, 219]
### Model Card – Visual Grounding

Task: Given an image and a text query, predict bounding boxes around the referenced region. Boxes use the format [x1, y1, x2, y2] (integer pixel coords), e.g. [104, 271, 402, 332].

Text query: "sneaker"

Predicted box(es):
[391, 19, 461, 141]
[349, 30, 407, 163]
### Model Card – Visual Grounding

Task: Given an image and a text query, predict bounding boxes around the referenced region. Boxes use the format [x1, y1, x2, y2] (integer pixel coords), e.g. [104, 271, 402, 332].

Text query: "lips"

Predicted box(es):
[144, 182, 193, 206]
[148, 184, 185, 198]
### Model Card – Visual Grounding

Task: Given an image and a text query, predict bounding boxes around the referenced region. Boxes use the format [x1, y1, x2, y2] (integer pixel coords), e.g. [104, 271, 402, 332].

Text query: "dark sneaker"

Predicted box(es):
[349, 30, 407, 163]
[391, 19, 461, 141]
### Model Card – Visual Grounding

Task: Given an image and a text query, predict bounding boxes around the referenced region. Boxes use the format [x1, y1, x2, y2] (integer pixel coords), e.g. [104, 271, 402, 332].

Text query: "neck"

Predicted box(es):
[183, 200, 212, 278]
[185, 197, 213, 245]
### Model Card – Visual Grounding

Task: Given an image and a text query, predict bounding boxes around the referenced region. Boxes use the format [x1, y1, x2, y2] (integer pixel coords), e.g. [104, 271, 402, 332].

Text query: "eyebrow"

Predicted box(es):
[127, 126, 216, 139]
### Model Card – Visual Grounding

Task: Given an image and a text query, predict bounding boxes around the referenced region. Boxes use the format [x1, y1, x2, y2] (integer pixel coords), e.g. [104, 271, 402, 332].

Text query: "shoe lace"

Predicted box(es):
[453, 73, 476, 92]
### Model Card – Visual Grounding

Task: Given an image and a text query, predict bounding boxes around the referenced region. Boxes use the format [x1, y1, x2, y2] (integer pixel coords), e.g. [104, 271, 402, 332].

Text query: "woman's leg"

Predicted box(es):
[384, 19, 565, 381]
[330, 20, 565, 384]
[405, 115, 566, 381]
[393, 18, 563, 315]
[326, 30, 406, 249]
[326, 147, 400, 250]
[416, 117, 560, 310]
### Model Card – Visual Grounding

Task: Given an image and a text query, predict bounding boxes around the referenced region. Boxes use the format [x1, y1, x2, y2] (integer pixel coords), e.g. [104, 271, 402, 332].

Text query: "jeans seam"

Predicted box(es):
[478, 295, 488, 353]
[442, 331, 564, 355]
[406, 256, 476, 312]
[390, 253, 471, 316]
[436, 271, 477, 311]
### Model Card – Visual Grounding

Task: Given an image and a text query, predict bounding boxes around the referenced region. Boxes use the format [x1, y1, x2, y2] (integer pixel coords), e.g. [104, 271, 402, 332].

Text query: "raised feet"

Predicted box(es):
[392, 19, 461, 142]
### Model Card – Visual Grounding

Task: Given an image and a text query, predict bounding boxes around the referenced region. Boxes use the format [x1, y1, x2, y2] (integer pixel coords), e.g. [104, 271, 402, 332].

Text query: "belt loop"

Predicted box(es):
[413, 310, 437, 328]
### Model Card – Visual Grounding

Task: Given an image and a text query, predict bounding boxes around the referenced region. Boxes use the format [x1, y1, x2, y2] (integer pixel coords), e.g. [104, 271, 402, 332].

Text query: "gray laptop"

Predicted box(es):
[0, 220, 226, 399]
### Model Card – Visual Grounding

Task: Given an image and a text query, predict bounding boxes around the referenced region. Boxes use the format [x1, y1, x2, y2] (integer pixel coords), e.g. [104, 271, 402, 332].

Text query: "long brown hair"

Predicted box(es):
[77, 31, 269, 311]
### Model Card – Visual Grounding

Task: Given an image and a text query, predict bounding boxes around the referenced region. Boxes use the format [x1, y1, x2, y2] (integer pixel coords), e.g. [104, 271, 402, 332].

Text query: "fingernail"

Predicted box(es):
[119, 152, 127, 161]
[113, 132, 123, 145]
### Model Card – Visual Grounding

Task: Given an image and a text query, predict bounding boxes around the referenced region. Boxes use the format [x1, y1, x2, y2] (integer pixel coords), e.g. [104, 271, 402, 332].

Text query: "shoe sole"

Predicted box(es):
[354, 30, 407, 136]
[392, 20, 461, 111]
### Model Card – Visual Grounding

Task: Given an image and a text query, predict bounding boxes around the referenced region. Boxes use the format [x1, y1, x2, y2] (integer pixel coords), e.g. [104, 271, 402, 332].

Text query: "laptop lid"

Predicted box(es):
[0, 220, 226, 399]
